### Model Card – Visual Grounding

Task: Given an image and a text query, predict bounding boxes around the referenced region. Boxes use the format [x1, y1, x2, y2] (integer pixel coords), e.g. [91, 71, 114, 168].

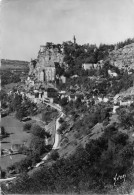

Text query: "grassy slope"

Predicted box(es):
[1, 115, 32, 149]
[1, 115, 32, 169]
[1, 154, 26, 170]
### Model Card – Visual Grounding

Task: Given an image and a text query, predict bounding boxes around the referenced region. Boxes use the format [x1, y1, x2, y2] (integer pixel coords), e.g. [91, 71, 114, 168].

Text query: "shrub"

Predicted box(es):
[74, 131, 82, 139]
[29, 135, 47, 156]
[58, 117, 64, 124]
[31, 124, 46, 138]
[1, 126, 9, 138]
[18, 146, 29, 155]
[1, 126, 6, 135]
[71, 140, 77, 146]
[103, 118, 109, 126]
[15, 106, 28, 120]
[23, 122, 32, 132]
[0, 168, 6, 178]
[42, 109, 58, 123]
[30, 153, 41, 166]
[60, 97, 68, 106]
[50, 150, 59, 161]
[42, 111, 51, 122]
[57, 122, 68, 134]
[9, 172, 30, 193]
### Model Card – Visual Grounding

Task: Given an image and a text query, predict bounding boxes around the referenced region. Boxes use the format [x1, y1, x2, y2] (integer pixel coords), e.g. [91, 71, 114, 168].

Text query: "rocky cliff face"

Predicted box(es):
[29, 44, 64, 82]
[109, 43, 134, 70]
[37, 44, 64, 68]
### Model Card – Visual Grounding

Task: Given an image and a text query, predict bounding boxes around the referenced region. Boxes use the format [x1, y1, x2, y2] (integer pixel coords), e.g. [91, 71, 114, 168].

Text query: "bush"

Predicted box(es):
[0, 168, 6, 178]
[15, 106, 28, 120]
[50, 150, 59, 161]
[60, 97, 68, 106]
[31, 124, 46, 138]
[103, 118, 109, 126]
[1, 126, 9, 138]
[74, 131, 82, 139]
[71, 140, 77, 146]
[18, 146, 29, 155]
[117, 107, 134, 129]
[30, 153, 41, 166]
[58, 117, 64, 124]
[23, 122, 32, 132]
[57, 122, 68, 134]
[42, 111, 51, 123]
[11, 172, 30, 192]
[1, 126, 7, 135]
[29, 135, 47, 156]
[42, 109, 58, 123]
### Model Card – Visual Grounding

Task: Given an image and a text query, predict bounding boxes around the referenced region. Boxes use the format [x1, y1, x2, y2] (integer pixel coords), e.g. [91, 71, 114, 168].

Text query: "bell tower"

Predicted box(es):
[73, 35, 76, 45]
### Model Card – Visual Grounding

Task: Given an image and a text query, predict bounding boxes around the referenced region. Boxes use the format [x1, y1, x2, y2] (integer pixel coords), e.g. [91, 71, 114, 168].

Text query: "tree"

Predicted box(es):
[11, 172, 30, 193]
[29, 135, 46, 156]
[15, 97, 37, 120]
[31, 124, 47, 138]
[50, 150, 59, 161]
[57, 122, 68, 134]
[58, 117, 64, 124]
[0, 168, 6, 178]
[1, 126, 9, 138]
[117, 107, 134, 129]
[15, 105, 28, 120]
[59, 97, 68, 106]
[23, 122, 32, 132]
[13, 94, 23, 111]
[0, 90, 8, 109]
[1, 126, 6, 135]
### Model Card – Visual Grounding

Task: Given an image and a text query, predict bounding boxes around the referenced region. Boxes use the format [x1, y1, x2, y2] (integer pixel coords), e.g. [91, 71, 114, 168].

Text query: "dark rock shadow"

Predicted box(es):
[1, 141, 10, 144]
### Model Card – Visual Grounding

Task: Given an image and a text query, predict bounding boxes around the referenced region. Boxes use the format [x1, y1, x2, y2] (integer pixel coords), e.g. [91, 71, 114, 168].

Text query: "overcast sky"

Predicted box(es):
[1, 0, 134, 61]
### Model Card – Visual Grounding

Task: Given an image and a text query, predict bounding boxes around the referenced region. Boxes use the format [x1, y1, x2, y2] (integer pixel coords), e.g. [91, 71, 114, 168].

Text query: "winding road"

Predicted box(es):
[52, 111, 64, 149]
[35, 103, 64, 167]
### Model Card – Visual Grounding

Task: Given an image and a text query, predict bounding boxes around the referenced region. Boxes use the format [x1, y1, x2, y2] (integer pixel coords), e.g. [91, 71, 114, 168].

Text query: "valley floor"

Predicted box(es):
[1, 115, 31, 169]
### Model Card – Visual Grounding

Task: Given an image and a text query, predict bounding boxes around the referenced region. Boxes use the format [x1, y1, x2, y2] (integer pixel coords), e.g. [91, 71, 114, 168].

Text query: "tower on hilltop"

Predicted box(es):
[73, 35, 76, 45]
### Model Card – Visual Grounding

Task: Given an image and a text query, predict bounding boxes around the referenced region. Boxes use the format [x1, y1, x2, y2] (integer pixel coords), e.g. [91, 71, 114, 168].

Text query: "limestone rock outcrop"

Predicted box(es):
[29, 43, 64, 82]
[109, 43, 134, 70]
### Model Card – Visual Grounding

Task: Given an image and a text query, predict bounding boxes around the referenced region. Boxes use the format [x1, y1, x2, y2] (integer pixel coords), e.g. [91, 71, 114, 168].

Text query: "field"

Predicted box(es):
[1, 115, 31, 169]
[1, 154, 26, 170]
[1, 59, 29, 71]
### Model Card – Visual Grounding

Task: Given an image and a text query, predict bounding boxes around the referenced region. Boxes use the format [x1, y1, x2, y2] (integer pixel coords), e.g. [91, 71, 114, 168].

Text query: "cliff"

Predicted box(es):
[29, 43, 64, 82]
[109, 43, 134, 70]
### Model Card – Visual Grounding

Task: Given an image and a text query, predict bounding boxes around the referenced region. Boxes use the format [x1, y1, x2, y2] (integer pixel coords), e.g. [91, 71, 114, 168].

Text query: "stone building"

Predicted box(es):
[28, 43, 64, 83]
[82, 63, 94, 70]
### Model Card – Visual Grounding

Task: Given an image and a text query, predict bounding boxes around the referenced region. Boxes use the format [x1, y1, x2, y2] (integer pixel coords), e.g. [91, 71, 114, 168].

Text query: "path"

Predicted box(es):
[35, 104, 64, 167]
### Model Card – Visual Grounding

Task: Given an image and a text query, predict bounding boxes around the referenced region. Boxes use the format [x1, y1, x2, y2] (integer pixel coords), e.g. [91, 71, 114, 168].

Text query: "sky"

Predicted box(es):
[1, 0, 134, 61]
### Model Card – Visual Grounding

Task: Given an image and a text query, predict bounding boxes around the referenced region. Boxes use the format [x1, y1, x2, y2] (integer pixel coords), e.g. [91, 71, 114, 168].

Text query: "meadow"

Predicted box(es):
[1, 115, 31, 169]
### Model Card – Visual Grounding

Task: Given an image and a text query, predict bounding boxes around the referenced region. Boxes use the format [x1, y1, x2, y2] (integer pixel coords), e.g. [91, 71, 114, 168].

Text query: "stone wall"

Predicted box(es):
[109, 43, 134, 70]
